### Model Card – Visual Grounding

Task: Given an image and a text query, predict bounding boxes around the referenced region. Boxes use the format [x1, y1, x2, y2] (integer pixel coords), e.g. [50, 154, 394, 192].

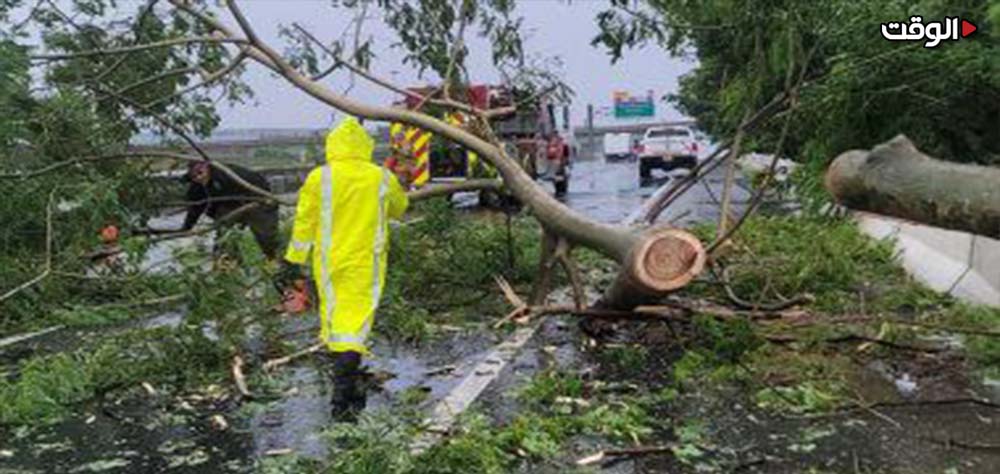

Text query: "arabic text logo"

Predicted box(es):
[881, 16, 977, 48]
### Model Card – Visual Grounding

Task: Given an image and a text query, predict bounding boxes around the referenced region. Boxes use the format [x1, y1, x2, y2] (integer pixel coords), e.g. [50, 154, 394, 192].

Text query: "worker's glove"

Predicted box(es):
[282, 279, 311, 314]
[273, 261, 310, 314]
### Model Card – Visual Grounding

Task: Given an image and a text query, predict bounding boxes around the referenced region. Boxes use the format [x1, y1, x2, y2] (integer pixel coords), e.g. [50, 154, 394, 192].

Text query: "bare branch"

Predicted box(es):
[705, 41, 818, 254]
[715, 263, 813, 311]
[289, 22, 505, 117]
[88, 201, 268, 263]
[110, 65, 200, 98]
[442, 0, 472, 100]
[637, 90, 791, 224]
[343, 0, 370, 95]
[717, 108, 751, 236]
[30, 36, 248, 61]
[143, 50, 248, 109]
[705, 109, 794, 255]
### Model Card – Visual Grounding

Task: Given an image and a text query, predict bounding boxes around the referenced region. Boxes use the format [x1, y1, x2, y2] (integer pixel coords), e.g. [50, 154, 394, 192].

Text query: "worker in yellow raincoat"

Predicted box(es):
[281, 117, 410, 422]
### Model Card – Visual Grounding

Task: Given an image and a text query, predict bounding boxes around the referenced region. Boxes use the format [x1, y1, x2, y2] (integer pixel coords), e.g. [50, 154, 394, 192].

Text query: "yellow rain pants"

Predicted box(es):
[284, 117, 409, 354]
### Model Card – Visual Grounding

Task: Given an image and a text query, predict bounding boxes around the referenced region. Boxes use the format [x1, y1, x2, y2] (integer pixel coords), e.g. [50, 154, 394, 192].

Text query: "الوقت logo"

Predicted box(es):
[881, 16, 977, 48]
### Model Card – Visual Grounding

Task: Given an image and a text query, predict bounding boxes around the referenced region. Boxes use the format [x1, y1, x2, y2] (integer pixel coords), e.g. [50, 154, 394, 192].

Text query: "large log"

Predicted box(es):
[826, 135, 1000, 239]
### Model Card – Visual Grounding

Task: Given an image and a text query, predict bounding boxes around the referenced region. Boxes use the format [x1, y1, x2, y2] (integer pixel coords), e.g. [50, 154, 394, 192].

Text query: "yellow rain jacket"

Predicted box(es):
[284, 117, 409, 354]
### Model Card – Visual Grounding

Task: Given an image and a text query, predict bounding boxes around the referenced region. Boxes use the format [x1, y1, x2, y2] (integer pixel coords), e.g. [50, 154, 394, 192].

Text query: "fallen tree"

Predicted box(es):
[826, 135, 1000, 239]
[15, 0, 706, 311]
[164, 0, 706, 310]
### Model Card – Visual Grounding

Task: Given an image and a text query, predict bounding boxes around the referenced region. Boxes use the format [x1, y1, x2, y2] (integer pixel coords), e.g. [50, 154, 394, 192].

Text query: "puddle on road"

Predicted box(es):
[247, 323, 502, 461]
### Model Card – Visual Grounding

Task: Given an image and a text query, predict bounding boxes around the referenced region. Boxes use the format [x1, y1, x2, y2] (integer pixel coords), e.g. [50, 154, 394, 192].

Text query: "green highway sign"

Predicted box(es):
[614, 102, 654, 117]
[613, 90, 655, 118]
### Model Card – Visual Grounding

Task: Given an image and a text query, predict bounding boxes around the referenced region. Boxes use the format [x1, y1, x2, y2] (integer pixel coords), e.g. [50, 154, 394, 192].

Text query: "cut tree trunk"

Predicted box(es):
[826, 135, 1000, 239]
[598, 227, 706, 309]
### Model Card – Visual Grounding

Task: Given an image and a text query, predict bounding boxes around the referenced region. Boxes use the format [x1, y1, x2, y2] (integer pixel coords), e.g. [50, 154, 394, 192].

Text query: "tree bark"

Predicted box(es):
[826, 135, 1000, 239]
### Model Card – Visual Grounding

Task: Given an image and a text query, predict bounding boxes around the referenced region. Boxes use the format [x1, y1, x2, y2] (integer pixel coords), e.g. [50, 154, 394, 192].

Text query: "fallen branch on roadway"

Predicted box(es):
[263, 342, 324, 371]
[774, 314, 1000, 338]
[0, 325, 65, 350]
[764, 333, 944, 353]
[716, 264, 815, 311]
[232, 355, 251, 397]
[492, 275, 530, 328]
[576, 445, 678, 466]
[493, 296, 817, 328]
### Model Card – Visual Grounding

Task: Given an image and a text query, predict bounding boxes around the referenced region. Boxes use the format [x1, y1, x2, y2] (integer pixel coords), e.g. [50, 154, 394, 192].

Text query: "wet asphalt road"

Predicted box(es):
[557, 157, 749, 226]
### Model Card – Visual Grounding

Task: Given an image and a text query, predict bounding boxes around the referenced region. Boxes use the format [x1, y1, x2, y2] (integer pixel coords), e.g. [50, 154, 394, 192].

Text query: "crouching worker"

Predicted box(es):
[281, 117, 410, 422]
[182, 161, 281, 261]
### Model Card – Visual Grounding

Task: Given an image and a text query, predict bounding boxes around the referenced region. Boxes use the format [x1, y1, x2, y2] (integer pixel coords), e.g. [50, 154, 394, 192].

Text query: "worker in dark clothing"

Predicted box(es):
[182, 161, 280, 260]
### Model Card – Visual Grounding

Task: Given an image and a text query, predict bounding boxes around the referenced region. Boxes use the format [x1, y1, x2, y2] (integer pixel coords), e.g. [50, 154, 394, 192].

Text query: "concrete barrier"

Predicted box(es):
[854, 212, 1000, 307]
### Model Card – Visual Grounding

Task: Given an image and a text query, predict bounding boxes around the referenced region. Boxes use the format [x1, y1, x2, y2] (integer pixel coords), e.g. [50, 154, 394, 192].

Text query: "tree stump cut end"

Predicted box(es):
[630, 228, 706, 294]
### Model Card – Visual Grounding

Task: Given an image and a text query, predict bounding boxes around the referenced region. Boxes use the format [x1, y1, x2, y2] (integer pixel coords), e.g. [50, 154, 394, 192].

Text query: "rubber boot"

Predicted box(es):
[330, 351, 366, 423]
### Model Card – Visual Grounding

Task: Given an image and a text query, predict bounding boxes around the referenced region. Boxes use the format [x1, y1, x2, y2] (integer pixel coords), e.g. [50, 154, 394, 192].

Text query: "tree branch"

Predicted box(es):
[93, 84, 215, 160]
[442, 0, 471, 101]
[143, 50, 249, 109]
[705, 40, 817, 254]
[342, 0, 369, 95]
[290, 22, 511, 118]
[110, 65, 200, 98]
[30, 36, 247, 61]
[638, 90, 791, 224]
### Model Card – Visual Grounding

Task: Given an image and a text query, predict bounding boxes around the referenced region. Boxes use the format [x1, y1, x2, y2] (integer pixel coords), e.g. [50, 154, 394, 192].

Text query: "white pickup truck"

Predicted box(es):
[636, 125, 699, 183]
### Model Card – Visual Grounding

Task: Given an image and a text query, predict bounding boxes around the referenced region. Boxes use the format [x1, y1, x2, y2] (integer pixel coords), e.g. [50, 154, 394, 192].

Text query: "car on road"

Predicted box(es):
[602, 132, 634, 162]
[637, 125, 699, 182]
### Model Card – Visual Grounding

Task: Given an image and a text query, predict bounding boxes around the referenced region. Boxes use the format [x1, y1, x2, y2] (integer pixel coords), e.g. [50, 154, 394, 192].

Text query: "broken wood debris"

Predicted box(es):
[262, 342, 324, 371]
[231, 355, 251, 397]
[576, 444, 678, 466]
[0, 325, 64, 350]
[264, 448, 293, 457]
[554, 396, 591, 408]
[210, 414, 229, 431]
[492, 274, 531, 328]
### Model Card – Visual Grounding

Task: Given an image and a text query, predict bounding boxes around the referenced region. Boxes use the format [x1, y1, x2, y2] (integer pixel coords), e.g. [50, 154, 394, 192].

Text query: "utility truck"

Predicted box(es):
[388, 84, 573, 200]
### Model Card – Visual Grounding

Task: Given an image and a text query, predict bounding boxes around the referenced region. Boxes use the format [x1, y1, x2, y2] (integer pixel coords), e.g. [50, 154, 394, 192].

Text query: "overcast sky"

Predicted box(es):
[15, 0, 695, 130]
[217, 0, 694, 130]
